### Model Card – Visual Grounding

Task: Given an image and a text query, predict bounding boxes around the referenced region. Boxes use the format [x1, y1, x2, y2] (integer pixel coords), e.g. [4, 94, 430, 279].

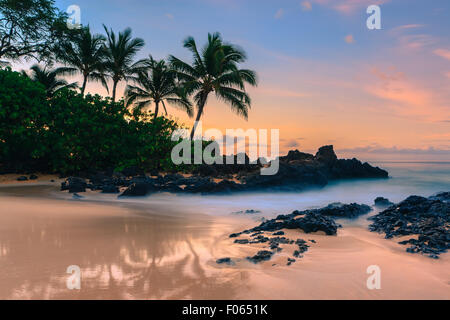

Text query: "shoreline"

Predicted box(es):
[0, 182, 449, 300]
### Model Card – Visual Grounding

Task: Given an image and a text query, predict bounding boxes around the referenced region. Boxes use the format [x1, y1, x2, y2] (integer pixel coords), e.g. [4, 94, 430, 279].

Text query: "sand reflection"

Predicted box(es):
[0, 192, 242, 299]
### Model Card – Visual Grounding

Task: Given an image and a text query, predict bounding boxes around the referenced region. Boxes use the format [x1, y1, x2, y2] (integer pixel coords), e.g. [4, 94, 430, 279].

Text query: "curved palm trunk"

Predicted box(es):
[190, 94, 207, 140]
[161, 100, 168, 116]
[154, 101, 159, 120]
[81, 75, 88, 96]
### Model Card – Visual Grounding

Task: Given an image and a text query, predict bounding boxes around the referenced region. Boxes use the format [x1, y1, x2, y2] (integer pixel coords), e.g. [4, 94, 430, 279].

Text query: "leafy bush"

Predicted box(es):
[0, 68, 48, 171]
[0, 68, 180, 174]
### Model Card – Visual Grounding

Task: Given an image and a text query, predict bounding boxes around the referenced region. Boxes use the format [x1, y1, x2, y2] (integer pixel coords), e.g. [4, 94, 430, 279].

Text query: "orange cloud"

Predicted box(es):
[365, 67, 449, 122]
[434, 49, 450, 61]
[344, 34, 355, 44]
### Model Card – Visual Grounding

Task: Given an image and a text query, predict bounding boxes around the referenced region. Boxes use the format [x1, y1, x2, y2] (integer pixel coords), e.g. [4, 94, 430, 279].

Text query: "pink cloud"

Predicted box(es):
[398, 34, 436, 49]
[365, 67, 449, 122]
[311, 0, 389, 14]
[434, 49, 450, 61]
[301, 1, 313, 11]
[344, 34, 355, 44]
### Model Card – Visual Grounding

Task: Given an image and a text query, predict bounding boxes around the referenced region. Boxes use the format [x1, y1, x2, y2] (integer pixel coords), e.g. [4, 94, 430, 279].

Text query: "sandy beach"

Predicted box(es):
[0, 181, 448, 300]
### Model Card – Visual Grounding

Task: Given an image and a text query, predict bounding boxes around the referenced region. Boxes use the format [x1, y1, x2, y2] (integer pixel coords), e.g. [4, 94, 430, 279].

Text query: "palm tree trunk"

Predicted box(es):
[81, 75, 88, 96]
[190, 96, 206, 140]
[112, 80, 118, 102]
[154, 101, 159, 120]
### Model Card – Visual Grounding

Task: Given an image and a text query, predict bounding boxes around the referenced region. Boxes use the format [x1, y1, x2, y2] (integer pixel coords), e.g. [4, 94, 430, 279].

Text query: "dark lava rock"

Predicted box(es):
[17, 176, 28, 181]
[58, 146, 389, 197]
[247, 251, 274, 264]
[216, 258, 235, 265]
[242, 161, 328, 191]
[315, 145, 338, 164]
[29, 174, 38, 180]
[369, 194, 450, 258]
[119, 181, 157, 197]
[250, 235, 270, 244]
[287, 258, 296, 266]
[280, 150, 314, 163]
[72, 193, 84, 200]
[374, 197, 394, 207]
[234, 239, 250, 244]
[429, 192, 450, 203]
[232, 208, 341, 237]
[273, 231, 285, 236]
[61, 177, 87, 193]
[101, 185, 120, 194]
[293, 239, 310, 258]
[314, 202, 372, 219]
[250, 232, 263, 237]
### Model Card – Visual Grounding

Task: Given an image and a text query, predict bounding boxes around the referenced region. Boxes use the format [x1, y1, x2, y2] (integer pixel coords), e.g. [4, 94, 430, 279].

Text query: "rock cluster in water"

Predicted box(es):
[59, 146, 388, 196]
[222, 202, 372, 265]
[369, 193, 450, 259]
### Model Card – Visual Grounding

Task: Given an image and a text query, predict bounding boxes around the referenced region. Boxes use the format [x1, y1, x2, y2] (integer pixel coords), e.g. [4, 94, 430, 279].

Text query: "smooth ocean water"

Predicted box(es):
[114, 161, 450, 221]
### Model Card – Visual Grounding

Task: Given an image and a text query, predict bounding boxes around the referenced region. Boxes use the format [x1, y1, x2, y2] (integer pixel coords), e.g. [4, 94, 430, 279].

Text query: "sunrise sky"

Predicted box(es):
[20, 0, 450, 160]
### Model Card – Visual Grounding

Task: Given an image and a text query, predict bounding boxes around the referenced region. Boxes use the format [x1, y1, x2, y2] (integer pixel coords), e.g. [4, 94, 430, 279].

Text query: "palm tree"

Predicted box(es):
[22, 64, 78, 98]
[57, 26, 108, 96]
[125, 56, 193, 120]
[169, 32, 257, 139]
[103, 25, 145, 101]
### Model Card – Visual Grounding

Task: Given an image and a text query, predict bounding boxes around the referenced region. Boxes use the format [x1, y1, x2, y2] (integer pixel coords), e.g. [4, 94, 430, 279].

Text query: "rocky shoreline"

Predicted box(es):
[369, 192, 449, 259]
[218, 193, 449, 266]
[57, 145, 389, 197]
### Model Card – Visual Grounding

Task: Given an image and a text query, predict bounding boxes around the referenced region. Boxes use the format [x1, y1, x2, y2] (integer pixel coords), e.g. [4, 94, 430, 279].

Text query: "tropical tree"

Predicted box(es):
[22, 64, 78, 97]
[0, 0, 68, 61]
[56, 26, 108, 95]
[103, 25, 145, 101]
[125, 56, 193, 120]
[169, 32, 257, 139]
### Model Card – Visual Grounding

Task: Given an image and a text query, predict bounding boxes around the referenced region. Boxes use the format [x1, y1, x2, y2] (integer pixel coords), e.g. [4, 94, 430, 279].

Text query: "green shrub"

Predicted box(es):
[0, 68, 48, 171]
[0, 68, 181, 174]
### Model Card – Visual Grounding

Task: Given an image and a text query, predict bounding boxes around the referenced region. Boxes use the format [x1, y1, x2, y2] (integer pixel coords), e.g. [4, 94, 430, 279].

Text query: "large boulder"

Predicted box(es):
[235, 210, 340, 236]
[315, 145, 338, 164]
[61, 177, 87, 193]
[374, 197, 394, 207]
[119, 181, 158, 197]
[314, 202, 372, 219]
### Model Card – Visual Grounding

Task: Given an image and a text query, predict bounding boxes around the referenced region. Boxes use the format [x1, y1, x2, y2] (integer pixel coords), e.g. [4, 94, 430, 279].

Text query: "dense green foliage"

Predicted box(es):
[0, 0, 69, 61]
[0, 68, 180, 174]
[0, 67, 48, 170]
[0, 5, 257, 175]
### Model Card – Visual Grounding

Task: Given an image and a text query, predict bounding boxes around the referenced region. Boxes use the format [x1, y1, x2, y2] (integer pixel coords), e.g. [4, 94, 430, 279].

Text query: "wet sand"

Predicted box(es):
[0, 183, 449, 300]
